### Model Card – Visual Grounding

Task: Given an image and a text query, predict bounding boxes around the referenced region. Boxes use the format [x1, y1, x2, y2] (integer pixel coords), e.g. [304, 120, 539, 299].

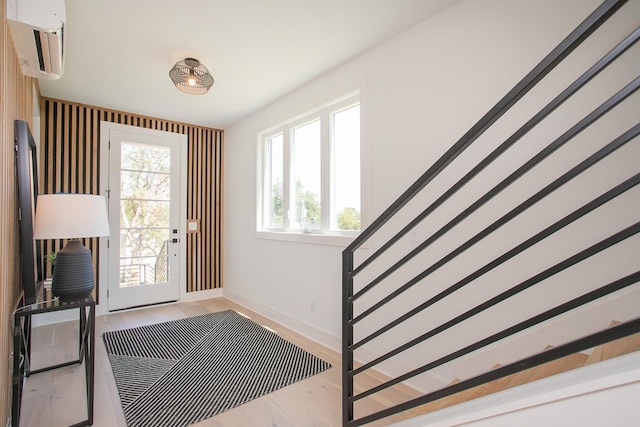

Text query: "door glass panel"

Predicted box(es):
[119, 142, 171, 288]
[121, 171, 170, 200]
[120, 200, 170, 228]
[121, 143, 170, 172]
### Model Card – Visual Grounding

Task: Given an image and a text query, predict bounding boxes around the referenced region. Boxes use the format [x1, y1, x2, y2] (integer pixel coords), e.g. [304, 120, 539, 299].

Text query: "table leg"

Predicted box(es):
[12, 315, 23, 427]
[87, 305, 95, 424]
[79, 306, 86, 363]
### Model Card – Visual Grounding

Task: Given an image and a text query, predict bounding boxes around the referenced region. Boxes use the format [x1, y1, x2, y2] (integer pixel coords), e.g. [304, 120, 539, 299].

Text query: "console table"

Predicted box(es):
[12, 290, 95, 427]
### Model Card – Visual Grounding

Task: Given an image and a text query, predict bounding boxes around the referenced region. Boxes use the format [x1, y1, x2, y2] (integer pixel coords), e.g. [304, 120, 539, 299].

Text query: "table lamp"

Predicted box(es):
[33, 194, 110, 300]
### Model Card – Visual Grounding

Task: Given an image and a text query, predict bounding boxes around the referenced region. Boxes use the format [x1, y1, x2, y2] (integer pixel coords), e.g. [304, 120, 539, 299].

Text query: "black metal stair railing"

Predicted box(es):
[342, 0, 640, 425]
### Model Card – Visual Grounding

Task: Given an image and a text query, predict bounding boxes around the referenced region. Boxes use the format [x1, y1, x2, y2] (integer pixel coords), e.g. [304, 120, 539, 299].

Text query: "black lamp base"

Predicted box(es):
[52, 240, 95, 300]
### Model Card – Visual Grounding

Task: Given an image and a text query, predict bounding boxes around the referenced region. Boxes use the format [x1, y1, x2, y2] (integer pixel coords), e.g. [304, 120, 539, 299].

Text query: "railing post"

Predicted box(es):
[342, 249, 354, 426]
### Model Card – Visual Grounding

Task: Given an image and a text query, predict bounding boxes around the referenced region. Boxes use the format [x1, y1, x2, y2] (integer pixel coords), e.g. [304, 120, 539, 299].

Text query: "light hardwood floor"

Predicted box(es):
[18, 297, 421, 427]
[18, 298, 640, 426]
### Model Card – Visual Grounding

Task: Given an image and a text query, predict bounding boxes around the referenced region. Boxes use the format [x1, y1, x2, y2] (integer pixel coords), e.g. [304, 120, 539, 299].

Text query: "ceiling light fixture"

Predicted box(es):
[169, 58, 214, 95]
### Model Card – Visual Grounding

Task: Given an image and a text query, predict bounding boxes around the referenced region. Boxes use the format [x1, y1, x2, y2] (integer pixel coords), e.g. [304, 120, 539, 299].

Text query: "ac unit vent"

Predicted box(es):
[6, 0, 66, 80]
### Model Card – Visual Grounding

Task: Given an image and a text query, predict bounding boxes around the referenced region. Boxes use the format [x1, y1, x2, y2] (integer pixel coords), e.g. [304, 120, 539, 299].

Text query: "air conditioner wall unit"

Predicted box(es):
[6, 0, 66, 80]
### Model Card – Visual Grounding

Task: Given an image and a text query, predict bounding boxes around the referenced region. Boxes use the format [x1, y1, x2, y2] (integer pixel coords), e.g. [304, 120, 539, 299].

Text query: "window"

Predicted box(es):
[258, 93, 361, 240]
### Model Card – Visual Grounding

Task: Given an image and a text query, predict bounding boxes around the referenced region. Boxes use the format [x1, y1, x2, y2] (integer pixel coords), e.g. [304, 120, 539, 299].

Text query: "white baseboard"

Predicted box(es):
[31, 309, 79, 327]
[51, 288, 224, 320]
[223, 290, 341, 352]
[180, 288, 224, 302]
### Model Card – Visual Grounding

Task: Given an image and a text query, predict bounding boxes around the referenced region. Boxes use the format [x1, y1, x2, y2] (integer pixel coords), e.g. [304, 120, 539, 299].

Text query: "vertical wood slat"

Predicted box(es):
[1, 0, 36, 421]
[196, 127, 203, 291]
[186, 126, 191, 292]
[55, 102, 62, 192]
[77, 106, 85, 193]
[70, 105, 76, 191]
[205, 130, 211, 290]
[194, 129, 202, 292]
[216, 131, 223, 287]
[40, 98, 223, 298]
[200, 128, 206, 290]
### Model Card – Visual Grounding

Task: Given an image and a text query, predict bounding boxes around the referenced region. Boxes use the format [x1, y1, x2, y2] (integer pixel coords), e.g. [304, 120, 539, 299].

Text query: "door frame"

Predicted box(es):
[99, 122, 187, 315]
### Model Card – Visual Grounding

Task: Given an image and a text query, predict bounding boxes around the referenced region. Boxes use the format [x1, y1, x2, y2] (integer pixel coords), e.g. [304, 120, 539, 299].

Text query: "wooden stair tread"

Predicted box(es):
[383, 328, 640, 422]
[406, 351, 590, 417]
[585, 331, 640, 365]
[504, 352, 588, 388]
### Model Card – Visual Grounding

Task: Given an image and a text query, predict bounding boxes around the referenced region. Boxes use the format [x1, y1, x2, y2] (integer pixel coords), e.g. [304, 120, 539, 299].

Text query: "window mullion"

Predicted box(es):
[282, 127, 291, 230]
[320, 111, 330, 233]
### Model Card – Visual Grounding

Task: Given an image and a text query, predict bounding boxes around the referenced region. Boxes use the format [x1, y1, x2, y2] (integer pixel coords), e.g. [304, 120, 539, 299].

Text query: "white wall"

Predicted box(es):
[223, 0, 639, 375]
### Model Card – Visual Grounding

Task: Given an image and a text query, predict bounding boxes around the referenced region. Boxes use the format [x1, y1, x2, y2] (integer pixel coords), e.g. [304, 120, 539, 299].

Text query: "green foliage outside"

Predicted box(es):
[272, 179, 283, 224]
[337, 207, 360, 230]
[295, 179, 320, 226]
[271, 179, 360, 230]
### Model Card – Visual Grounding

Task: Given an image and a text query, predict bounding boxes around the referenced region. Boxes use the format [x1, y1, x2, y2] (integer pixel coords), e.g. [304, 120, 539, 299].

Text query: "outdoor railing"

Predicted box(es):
[120, 263, 145, 287]
[154, 240, 169, 283]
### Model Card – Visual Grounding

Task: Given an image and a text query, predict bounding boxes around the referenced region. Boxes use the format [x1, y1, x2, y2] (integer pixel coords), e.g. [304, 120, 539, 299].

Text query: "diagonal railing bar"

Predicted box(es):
[352, 314, 640, 426]
[344, 0, 626, 257]
[351, 168, 640, 351]
[343, 2, 637, 425]
[351, 121, 640, 340]
[350, 26, 640, 280]
[351, 221, 640, 379]
[352, 78, 640, 320]
[352, 222, 640, 398]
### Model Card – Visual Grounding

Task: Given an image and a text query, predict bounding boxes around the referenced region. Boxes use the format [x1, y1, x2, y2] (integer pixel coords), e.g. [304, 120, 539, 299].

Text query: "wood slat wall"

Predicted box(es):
[1, 0, 36, 422]
[41, 98, 223, 299]
[187, 126, 223, 293]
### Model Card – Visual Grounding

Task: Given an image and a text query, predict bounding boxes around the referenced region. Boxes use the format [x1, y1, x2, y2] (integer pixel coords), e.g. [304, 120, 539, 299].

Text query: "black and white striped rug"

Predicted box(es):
[103, 310, 332, 427]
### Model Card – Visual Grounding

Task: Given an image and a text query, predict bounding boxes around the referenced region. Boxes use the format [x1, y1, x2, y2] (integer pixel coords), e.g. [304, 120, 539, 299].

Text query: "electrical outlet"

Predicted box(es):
[310, 299, 316, 313]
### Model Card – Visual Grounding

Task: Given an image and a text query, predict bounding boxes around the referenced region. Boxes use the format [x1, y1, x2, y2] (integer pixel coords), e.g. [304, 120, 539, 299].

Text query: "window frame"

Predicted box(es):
[257, 92, 362, 246]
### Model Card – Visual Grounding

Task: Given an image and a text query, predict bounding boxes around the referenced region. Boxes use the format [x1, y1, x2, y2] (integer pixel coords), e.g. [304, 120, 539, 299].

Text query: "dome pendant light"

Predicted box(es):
[169, 58, 214, 95]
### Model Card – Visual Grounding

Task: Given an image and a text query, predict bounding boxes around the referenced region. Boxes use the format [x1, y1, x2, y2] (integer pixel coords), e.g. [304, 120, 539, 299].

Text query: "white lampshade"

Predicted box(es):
[34, 194, 110, 239]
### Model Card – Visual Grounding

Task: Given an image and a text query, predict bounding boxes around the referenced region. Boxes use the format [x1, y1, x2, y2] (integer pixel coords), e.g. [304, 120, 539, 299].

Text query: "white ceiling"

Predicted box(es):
[38, 0, 459, 129]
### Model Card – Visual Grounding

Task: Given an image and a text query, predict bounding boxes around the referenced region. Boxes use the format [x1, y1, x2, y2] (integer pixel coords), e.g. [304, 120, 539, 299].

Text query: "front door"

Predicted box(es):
[106, 125, 184, 311]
